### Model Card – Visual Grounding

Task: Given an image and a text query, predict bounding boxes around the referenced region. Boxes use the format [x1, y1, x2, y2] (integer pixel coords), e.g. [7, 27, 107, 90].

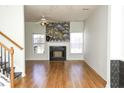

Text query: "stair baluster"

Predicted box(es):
[0, 46, 3, 69]
[1, 46, 3, 69]
[0, 45, 1, 71]
[4, 48, 7, 75]
[0, 45, 1, 72]
[7, 51, 10, 78]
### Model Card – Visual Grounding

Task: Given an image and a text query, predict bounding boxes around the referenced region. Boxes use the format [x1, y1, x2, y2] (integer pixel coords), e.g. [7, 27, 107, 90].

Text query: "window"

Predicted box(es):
[33, 34, 45, 54]
[70, 33, 83, 53]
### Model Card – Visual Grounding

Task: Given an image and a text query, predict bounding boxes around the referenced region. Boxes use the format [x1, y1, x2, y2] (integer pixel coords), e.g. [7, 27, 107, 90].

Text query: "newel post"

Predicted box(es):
[10, 47, 14, 88]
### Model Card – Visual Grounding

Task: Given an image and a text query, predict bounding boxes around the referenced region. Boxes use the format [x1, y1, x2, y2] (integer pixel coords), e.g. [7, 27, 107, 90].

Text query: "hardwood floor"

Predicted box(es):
[14, 60, 106, 88]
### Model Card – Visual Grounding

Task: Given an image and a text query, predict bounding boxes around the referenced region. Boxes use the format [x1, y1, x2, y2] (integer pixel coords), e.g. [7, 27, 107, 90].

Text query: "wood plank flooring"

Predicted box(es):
[14, 60, 106, 88]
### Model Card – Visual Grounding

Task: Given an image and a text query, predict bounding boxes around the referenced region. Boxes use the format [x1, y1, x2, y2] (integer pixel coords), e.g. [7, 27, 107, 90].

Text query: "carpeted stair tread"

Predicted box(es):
[14, 72, 22, 79]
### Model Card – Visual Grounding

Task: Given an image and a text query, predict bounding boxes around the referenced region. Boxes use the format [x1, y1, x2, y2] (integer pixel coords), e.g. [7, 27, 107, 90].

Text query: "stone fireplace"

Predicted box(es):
[50, 46, 66, 61]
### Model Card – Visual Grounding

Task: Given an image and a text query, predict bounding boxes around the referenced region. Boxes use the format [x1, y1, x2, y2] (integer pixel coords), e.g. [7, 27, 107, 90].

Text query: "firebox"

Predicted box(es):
[50, 46, 66, 61]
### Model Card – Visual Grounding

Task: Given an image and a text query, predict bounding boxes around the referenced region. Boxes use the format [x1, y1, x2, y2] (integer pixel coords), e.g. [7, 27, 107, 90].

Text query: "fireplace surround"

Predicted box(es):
[50, 46, 66, 61]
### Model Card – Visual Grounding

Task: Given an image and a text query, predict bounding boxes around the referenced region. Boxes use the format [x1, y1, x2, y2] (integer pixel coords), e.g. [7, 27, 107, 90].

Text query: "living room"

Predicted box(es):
[0, 5, 108, 88]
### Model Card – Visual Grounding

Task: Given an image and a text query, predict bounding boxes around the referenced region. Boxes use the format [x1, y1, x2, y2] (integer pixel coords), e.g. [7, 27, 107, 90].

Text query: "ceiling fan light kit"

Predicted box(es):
[40, 16, 48, 26]
[40, 21, 48, 26]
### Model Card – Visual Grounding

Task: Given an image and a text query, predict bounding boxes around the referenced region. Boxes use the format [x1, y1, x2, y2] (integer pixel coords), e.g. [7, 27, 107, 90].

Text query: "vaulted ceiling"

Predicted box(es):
[24, 5, 98, 22]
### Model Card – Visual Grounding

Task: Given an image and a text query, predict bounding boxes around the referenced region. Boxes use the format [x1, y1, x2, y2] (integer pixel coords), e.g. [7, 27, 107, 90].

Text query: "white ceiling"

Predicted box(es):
[24, 5, 98, 22]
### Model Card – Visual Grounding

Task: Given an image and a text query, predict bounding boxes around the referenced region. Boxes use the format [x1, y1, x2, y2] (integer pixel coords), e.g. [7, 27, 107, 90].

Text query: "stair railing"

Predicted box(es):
[0, 31, 23, 87]
[0, 42, 14, 87]
[0, 31, 23, 50]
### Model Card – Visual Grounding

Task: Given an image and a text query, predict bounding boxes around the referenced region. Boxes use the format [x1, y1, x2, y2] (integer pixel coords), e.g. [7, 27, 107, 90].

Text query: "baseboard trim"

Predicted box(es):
[84, 61, 107, 87]
[22, 73, 26, 77]
[25, 60, 84, 62]
[105, 83, 110, 88]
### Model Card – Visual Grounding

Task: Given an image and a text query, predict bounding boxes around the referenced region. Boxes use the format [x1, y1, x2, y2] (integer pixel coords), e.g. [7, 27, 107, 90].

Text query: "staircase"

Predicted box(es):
[0, 31, 23, 88]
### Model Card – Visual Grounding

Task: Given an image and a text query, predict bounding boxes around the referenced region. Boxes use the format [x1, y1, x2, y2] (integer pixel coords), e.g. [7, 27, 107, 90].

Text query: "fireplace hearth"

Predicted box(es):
[50, 46, 66, 61]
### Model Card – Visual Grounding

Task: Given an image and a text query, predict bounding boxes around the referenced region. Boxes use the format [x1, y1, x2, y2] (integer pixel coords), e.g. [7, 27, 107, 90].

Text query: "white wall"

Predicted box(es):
[110, 5, 124, 61]
[0, 6, 25, 76]
[25, 22, 84, 60]
[84, 6, 108, 80]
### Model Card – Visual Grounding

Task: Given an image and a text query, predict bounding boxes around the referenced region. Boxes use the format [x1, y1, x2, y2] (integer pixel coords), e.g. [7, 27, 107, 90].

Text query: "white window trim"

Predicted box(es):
[70, 32, 83, 54]
[32, 33, 45, 55]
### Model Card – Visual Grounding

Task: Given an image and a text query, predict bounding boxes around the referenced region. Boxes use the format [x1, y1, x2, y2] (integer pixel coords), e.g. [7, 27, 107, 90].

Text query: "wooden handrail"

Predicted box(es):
[0, 31, 23, 50]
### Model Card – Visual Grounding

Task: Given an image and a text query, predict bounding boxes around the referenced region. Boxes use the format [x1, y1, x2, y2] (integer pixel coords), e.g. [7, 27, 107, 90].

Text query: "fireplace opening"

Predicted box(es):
[50, 46, 66, 61]
[53, 51, 63, 57]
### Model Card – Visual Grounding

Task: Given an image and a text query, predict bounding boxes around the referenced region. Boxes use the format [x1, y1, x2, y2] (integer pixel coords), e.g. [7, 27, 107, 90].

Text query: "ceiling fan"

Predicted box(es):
[38, 16, 49, 26]
[36, 16, 64, 26]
